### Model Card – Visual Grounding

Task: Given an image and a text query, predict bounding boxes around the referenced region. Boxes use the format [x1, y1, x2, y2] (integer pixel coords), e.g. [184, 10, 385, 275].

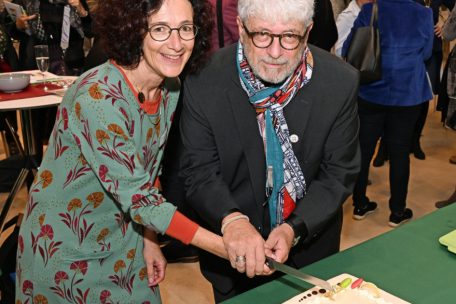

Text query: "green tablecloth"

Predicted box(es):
[224, 204, 456, 304]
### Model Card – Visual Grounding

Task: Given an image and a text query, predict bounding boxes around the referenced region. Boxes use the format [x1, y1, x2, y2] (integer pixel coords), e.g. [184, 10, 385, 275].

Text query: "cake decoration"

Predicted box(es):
[282, 274, 410, 304]
[351, 277, 364, 289]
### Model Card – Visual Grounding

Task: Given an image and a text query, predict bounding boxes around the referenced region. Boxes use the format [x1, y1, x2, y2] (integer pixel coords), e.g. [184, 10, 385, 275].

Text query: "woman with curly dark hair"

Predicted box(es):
[16, 0, 228, 302]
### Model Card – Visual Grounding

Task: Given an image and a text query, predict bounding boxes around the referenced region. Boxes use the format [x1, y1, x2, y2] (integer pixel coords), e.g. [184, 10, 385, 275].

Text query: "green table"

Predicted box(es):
[224, 204, 456, 303]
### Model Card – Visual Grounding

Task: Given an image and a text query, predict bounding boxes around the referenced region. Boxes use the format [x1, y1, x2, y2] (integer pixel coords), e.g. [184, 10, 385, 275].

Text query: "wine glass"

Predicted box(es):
[34, 45, 50, 91]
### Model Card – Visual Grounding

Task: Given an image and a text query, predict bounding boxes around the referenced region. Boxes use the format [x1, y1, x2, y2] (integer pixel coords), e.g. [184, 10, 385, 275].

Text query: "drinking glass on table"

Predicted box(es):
[34, 45, 50, 91]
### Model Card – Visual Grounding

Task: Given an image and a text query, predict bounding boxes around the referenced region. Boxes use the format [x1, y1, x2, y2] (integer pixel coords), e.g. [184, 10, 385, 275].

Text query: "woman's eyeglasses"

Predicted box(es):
[148, 24, 199, 41]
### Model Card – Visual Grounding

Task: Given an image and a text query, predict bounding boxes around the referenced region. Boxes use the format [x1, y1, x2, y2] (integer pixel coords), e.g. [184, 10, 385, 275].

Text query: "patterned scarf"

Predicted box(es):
[237, 42, 313, 228]
[47, 0, 85, 38]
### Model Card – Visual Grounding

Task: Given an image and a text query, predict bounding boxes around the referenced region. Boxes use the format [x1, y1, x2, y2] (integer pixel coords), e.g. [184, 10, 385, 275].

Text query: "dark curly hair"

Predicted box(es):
[94, 0, 213, 75]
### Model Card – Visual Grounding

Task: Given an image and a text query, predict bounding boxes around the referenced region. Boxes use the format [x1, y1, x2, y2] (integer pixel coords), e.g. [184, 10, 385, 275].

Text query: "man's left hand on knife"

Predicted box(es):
[264, 223, 295, 267]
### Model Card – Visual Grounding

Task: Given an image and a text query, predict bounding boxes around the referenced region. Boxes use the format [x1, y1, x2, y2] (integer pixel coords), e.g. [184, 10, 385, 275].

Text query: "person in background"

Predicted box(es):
[410, 0, 455, 160]
[81, 0, 109, 72]
[209, 0, 239, 52]
[15, 0, 231, 302]
[335, 0, 382, 170]
[343, 0, 433, 226]
[179, 0, 360, 301]
[434, 6, 456, 208]
[308, 0, 338, 51]
[9, 0, 92, 74]
[0, 0, 20, 157]
[334, 0, 372, 57]
[0, 1, 19, 72]
[331, 0, 350, 18]
[9, 0, 43, 71]
[39, 0, 92, 76]
[372, 0, 455, 167]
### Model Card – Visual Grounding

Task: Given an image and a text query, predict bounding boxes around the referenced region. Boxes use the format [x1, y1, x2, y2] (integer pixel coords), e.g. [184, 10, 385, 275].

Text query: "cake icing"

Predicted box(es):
[285, 287, 393, 304]
[283, 275, 406, 304]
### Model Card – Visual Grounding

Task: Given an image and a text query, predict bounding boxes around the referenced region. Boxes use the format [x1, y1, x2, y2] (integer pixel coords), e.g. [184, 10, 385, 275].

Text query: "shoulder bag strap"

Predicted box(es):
[216, 0, 224, 48]
[370, 1, 378, 27]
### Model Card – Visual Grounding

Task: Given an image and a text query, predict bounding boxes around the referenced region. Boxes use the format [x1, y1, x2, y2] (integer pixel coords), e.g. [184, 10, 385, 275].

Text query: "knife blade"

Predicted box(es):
[265, 257, 334, 292]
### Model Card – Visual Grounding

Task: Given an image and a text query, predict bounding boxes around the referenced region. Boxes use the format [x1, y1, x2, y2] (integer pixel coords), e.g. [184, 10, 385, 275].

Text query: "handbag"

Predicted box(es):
[346, 1, 382, 84]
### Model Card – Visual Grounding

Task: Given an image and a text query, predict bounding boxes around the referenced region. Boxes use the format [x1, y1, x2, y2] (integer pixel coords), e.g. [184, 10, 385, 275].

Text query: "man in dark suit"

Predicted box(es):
[179, 0, 360, 301]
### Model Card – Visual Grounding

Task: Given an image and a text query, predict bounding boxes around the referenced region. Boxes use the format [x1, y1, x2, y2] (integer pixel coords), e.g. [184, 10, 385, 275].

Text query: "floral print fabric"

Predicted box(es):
[16, 61, 180, 303]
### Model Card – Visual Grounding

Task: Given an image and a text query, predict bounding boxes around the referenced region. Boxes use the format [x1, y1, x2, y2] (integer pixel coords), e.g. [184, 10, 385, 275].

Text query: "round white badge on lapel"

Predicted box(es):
[290, 134, 299, 143]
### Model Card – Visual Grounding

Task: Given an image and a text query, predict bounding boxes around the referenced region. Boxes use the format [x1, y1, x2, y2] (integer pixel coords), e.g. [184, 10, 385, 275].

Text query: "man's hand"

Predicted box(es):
[143, 229, 167, 287]
[222, 212, 268, 277]
[16, 15, 36, 31]
[264, 223, 294, 264]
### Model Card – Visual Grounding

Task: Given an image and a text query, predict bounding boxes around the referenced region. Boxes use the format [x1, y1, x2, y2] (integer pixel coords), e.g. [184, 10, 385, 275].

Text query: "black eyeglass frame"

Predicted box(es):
[242, 22, 308, 50]
[148, 24, 199, 42]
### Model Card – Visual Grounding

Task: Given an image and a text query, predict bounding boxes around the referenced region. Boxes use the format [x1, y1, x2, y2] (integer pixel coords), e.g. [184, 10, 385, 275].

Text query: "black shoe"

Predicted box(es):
[388, 208, 413, 227]
[449, 155, 456, 165]
[353, 202, 377, 220]
[412, 143, 425, 160]
[435, 189, 456, 209]
[413, 148, 425, 160]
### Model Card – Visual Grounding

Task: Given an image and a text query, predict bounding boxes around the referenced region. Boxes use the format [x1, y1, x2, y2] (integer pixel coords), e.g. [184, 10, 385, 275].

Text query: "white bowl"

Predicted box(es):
[0, 73, 31, 93]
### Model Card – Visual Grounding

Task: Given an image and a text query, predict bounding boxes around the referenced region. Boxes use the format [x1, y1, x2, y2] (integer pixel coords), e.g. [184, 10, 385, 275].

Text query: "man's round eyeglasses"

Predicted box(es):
[148, 24, 199, 41]
[242, 22, 307, 50]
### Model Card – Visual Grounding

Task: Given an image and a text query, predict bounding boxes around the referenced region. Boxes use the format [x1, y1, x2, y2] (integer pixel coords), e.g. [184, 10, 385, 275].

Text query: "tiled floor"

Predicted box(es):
[1, 103, 455, 303]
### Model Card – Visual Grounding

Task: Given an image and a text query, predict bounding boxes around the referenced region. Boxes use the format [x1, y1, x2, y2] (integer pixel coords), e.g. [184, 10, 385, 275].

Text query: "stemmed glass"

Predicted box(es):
[34, 45, 50, 91]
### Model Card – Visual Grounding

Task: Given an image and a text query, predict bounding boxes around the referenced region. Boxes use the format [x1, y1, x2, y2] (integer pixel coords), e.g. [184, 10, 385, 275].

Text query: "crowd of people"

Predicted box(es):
[0, 0, 454, 303]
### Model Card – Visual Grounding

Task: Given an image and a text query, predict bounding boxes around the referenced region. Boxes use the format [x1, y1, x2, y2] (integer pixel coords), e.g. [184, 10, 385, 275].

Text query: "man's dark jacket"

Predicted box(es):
[179, 44, 361, 298]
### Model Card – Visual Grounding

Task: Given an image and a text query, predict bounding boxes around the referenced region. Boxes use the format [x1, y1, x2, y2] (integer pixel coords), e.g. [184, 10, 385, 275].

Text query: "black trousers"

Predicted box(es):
[353, 98, 421, 214]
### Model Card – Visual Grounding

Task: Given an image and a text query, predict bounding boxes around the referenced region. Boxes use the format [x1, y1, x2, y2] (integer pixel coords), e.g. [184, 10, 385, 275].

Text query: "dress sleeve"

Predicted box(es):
[66, 74, 183, 236]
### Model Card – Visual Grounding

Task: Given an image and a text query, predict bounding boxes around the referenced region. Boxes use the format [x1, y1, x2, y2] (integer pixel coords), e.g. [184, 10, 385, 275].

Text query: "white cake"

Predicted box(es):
[283, 274, 409, 304]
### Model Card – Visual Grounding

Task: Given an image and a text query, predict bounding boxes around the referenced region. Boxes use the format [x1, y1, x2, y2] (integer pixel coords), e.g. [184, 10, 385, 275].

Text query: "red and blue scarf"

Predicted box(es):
[236, 42, 313, 228]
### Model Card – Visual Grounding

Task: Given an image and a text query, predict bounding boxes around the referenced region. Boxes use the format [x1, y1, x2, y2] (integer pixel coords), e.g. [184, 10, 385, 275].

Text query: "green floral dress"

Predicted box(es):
[16, 62, 180, 304]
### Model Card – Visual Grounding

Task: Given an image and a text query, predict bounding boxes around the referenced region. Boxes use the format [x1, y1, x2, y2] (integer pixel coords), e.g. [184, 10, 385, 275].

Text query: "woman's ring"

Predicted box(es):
[235, 256, 246, 264]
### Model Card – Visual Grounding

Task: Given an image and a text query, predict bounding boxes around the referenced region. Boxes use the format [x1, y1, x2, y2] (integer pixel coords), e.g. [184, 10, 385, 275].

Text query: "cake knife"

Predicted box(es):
[265, 257, 334, 292]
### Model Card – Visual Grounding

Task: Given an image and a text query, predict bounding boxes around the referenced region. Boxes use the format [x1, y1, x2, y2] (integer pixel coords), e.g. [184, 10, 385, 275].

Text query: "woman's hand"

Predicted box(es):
[68, 0, 88, 17]
[435, 24, 443, 39]
[16, 14, 36, 31]
[143, 229, 167, 287]
[67, 0, 81, 8]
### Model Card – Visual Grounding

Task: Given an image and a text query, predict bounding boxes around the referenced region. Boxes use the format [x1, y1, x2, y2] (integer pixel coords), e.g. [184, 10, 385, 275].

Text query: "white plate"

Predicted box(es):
[282, 273, 410, 304]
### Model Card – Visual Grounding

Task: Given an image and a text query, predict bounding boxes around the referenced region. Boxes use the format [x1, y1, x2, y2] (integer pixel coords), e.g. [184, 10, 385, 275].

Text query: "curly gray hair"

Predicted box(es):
[237, 0, 314, 27]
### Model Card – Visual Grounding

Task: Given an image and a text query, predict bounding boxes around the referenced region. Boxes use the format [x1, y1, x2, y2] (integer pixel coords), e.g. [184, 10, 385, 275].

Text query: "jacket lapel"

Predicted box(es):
[283, 87, 314, 159]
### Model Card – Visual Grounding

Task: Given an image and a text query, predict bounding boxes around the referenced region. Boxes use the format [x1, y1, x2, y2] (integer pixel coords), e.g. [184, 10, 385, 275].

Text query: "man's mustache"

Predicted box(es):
[259, 58, 288, 65]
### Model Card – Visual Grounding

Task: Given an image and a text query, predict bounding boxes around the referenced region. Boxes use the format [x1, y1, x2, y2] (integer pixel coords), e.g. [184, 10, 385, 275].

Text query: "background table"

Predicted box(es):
[224, 204, 456, 303]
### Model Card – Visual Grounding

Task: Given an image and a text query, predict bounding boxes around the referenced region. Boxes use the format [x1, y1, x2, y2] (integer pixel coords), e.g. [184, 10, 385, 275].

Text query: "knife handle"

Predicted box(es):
[264, 256, 275, 269]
